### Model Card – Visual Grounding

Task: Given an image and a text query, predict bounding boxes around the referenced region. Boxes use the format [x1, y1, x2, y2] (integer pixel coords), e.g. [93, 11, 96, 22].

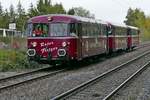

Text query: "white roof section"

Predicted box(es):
[126, 25, 139, 30]
[45, 14, 107, 25]
[30, 14, 139, 29]
[106, 21, 127, 28]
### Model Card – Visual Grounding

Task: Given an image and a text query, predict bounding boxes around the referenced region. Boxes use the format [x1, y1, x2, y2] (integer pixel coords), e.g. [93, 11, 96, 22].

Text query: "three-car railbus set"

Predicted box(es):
[27, 14, 139, 65]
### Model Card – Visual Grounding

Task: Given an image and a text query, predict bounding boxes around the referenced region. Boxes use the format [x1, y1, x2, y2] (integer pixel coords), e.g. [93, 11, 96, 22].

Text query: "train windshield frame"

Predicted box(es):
[27, 22, 78, 37]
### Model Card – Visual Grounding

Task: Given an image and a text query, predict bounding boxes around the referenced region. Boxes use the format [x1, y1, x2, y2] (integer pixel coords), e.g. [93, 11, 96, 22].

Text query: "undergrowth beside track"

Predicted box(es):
[0, 49, 41, 72]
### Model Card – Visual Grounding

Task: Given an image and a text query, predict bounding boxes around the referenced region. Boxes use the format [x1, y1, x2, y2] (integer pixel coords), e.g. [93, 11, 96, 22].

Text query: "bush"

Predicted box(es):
[0, 49, 41, 71]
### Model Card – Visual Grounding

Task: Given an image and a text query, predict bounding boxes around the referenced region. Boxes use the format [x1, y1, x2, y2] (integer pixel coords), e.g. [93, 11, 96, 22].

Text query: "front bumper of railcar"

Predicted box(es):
[27, 48, 70, 64]
[27, 40, 77, 64]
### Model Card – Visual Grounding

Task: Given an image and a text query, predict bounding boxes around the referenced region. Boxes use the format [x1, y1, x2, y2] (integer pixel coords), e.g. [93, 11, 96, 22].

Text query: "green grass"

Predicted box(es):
[0, 49, 41, 72]
[0, 37, 43, 71]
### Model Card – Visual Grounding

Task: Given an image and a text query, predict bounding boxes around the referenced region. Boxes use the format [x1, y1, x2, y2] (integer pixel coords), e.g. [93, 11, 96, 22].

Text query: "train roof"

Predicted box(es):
[28, 14, 107, 25]
[28, 14, 139, 29]
[126, 25, 139, 30]
[107, 21, 127, 28]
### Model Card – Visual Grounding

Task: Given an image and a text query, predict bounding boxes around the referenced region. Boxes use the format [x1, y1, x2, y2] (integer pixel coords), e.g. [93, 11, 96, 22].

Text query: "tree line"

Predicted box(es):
[0, 0, 149, 40]
[0, 0, 94, 31]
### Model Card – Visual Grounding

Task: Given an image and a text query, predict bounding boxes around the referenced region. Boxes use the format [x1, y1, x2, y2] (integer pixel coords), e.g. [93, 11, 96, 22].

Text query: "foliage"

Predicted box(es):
[16, 1, 27, 31]
[28, 3, 39, 17]
[68, 8, 75, 15]
[0, 2, 3, 15]
[0, 0, 66, 31]
[0, 49, 40, 71]
[0, 37, 42, 71]
[0, 0, 95, 32]
[124, 8, 146, 27]
[1, 9, 9, 28]
[124, 8, 150, 41]
[9, 4, 16, 23]
[142, 17, 150, 40]
[28, 0, 66, 17]
[68, 7, 95, 18]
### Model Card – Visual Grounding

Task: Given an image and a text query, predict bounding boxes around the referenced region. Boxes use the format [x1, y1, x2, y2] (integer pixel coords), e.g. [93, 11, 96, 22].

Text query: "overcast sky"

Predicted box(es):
[0, 0, 150, 24]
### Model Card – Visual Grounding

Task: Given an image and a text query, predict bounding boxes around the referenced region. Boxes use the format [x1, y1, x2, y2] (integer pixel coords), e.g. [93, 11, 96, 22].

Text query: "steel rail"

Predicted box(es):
[0, 66, 51, 82]
[52, 50, 150, 100]
[135, 43, 150, 49]
[103, 61, 150, 100]
[0, 68, 66, 91]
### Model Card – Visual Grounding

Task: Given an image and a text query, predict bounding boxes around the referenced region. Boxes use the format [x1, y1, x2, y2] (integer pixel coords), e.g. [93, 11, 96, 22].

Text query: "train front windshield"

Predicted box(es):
[27, 23, 77, 37]
[50, 23, 68, 36]
[27, 23, 49, 37]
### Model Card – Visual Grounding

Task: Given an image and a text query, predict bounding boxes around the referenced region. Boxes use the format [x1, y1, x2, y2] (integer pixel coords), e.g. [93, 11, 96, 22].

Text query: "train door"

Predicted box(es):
[107, 25, 115, 53]
[127, 28, 132, 49]
[77, 23, 82, 60]
[112, 26, 116, 52]
[105, 25, 109, 53]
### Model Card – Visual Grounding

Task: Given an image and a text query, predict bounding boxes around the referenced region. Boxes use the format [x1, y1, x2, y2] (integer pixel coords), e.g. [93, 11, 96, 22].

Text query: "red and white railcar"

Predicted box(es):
[127, 25, 140, 49]
[26, 14, 139, 65]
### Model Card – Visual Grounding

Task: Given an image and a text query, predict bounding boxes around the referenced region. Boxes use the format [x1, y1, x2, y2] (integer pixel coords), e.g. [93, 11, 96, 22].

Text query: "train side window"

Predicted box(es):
[94, 23, 97, 36]
[101, 25, 107, 35]
[90, 23, 93, 36]
[135, 30, 138, 35]
[127, 29, 131, 35]
[85, 23, 88, 36]
[81, 23, 86, 36]
[131, 29, 137, 35]
[70, 23, 77, 36]
[115, 27, 121, 35]
[78, 23, 82, 36]
[84, 23, 87, 36]
[97, 24, 101, 36]
[83, 23, 85, 36]
[106, 25, 112, 35]
[96, 23, 100, 36]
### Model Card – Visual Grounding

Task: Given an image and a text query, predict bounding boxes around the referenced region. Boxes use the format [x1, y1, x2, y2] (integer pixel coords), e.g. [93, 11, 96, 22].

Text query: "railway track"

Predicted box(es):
[0, 66, 67, 91]
[52, 50, 150, 100]
[0, 45, 146, 93]
[103, 61, 150, 100]
[136, 42, 150, 49]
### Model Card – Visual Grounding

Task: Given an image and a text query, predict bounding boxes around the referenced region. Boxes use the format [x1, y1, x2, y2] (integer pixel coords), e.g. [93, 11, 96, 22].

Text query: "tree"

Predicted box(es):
[2, 9, 10, 28]
[0, 2, 4, 28]
[124, 8, 150, 41]
[9, 4, 16, 23]
[16, 1, 27, 31]
[37, 0, 45, 14]
[67, 7, 95, 18]
[17, 1, 25, 16]
[0, 0, 67, 31]
[142, 17, 150, 40]
[68, 8, 75, 15]
[0, 2, 3, 15]
[124, 8, 146, 27]
[53, 3, 66, 14]
[28, 3, 38, 17]
[36, 0, 65, 15]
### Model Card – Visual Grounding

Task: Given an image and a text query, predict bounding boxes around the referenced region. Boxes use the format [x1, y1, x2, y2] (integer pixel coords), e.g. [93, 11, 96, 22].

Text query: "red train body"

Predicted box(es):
[26, 14, 139, 65]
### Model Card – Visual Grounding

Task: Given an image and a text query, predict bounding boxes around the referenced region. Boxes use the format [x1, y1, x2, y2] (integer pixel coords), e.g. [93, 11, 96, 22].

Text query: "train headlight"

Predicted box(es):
[31, 42, 37, 47]
[27, 49, 36, 56]
[58, 49, 66, 57]
[62, 42, 67, 47]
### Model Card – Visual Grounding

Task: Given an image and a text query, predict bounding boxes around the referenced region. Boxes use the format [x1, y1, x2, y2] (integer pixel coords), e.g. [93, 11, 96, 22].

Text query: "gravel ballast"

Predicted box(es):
[110, 63, 150, 100]
[65, 53, 150, 100]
